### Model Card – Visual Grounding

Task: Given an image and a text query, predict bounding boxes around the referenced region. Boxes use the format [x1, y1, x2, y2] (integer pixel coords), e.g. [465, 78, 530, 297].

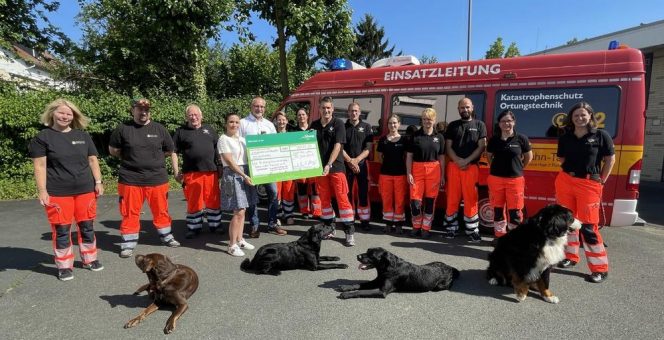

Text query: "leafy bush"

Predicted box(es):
[0, 82, 281, 200]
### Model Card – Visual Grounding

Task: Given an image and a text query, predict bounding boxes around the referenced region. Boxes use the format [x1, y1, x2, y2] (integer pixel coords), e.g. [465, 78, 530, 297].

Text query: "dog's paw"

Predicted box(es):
[339, 264, 349, 269]
[515, 294, 527, 302]
[164, 322, 175, 334]
[543, 295, 560, 304]
[337, 292, 352, 299]
[488, 278, 498, 286]
[329, 256, 341, 261]
[124, 318, 141, 329]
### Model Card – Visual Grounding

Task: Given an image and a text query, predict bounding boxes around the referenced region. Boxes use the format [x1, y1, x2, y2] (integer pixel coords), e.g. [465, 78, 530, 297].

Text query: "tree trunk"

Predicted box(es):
[275, 0, 289, 98]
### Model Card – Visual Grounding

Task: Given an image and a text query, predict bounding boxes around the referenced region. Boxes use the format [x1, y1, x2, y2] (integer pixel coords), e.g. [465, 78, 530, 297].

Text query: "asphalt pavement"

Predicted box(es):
[1, 185, 663, 339]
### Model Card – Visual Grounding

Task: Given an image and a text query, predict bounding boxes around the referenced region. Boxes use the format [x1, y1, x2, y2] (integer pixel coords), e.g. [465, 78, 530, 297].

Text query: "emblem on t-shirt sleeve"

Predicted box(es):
[203, 129, 209, 134]
[358, 127, 365, 132]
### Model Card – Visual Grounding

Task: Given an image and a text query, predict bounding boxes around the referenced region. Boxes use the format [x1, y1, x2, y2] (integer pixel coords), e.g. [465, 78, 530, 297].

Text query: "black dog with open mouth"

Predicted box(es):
[336, 247, 459, 298]
[241, 224, 348, 275]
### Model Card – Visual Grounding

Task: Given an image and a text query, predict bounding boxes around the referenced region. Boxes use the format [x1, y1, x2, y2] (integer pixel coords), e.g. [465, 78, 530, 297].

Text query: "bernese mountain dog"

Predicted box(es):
[486, 204, 581, 303]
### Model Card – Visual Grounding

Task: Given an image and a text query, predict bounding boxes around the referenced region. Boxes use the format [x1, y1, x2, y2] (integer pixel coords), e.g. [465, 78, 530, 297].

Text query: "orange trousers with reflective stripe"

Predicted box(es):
[118, 183, 172, 235]
[183, 171, 220, 214]
[379, 174, 408, 222]
[316, 172, 354, 223]
[488, 175, 525, 237]
[276, 180, 295, 202]
[44, 192, 98, 269]
[445, 162, 479, 218]
[410, 161, 441, 231]
[555, 171, 608, 273]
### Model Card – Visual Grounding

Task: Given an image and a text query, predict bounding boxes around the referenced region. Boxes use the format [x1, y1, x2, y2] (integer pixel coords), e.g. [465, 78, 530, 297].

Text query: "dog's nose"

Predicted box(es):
[357, 255, 362, 261]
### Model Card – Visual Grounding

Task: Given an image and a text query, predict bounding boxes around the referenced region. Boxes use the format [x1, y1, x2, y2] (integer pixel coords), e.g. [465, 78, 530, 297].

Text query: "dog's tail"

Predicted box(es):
[240, 259, 253, 271]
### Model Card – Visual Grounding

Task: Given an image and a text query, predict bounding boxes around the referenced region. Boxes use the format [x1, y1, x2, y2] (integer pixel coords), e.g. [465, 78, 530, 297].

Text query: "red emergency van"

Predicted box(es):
[278, 48, 645, 227]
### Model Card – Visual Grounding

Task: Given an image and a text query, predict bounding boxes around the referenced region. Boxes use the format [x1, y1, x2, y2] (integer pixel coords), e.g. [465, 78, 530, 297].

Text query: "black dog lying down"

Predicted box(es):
[337, 247, 459, 298]
[486, 204, 581, 303]
[241, 224, 348, 275]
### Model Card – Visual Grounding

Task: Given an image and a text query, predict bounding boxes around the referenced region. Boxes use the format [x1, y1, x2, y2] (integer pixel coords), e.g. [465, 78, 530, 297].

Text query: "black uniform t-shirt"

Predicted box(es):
[28, 128, 98, 196]
[376, 135, 407, 175]
[557, 129, 614, 176]
[109, 121, 174, 186]
[407, 129, 445, 162]
[444, 119, 487, 163]
[487, 133, 532, 177]
[172, 123, 219, 173]
[311, 118, 346, 173]
[344, 120, 373, 163]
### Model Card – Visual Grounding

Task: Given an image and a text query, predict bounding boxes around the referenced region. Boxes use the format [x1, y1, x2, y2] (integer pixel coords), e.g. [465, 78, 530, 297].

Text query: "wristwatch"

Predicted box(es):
[94, 180, 103, 184]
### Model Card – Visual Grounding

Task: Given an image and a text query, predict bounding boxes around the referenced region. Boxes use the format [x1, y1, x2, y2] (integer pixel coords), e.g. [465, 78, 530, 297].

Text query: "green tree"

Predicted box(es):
[566, 37, 579, 45]
[0, 0, 71, 53]
[485, 37, 505, 59]
[504, 42, 520, 57]
[243, 0, 354, 98]
[419, 55, 439, 64]
[76, 0, 234, 99]
[349, 14, 395, 68]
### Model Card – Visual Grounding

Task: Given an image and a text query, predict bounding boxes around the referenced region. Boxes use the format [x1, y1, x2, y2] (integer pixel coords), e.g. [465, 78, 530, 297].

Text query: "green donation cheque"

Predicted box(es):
[245, 130, 323, 185]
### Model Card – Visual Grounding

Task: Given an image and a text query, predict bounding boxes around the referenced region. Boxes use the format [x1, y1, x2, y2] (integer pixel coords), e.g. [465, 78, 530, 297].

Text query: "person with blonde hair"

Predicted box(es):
[29, 99, 104, 281]
[406, 108, 445, 238]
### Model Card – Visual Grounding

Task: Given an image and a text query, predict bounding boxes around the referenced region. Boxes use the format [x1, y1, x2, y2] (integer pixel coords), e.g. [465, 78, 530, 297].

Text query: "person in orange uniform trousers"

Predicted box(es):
[294, 108, 322, 219]
[311, 97, 356, 247]
[486, 110, 532, 241]
[443, 97, 486, 243]
[273, 111, 297, 225]
[555, 102, 614, 283]
[406, 108, 445, 239]
[377, 114, 408, 234]
[29, 99, 104, 281]
[171, 104, 222, 238]
[109, 98, 180, 258]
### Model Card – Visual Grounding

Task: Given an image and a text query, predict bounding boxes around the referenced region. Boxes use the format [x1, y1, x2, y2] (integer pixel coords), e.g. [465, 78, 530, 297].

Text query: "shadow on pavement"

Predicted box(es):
[100, 293, 153, 309]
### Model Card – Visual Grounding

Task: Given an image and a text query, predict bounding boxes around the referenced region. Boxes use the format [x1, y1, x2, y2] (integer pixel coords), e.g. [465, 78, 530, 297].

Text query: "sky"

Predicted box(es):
[50, 0, 663, 62]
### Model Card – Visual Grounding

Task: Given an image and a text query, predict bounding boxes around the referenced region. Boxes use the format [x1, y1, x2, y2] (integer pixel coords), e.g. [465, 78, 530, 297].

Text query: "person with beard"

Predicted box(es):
[442, 97, 487, 243]
[109, 98, 180, 258]
[311, 97, 356, 247]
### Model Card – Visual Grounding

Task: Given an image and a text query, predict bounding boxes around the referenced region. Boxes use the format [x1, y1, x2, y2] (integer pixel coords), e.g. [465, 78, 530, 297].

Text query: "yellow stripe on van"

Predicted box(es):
[527, 143, 642, 175]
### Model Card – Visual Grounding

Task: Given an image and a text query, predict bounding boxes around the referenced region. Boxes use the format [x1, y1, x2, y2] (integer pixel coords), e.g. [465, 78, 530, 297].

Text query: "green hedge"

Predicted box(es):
[0, 82, 281, 200]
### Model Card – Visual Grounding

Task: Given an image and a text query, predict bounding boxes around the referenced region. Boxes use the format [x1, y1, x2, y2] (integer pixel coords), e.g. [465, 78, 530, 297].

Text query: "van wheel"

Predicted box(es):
[478, 196, 493, 234]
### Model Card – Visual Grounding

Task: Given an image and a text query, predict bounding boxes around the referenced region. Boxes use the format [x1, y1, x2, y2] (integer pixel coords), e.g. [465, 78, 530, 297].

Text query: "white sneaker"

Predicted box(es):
[227, 244, 245, 257]
[238, 239, 255, 250]
[345, 234, 356, 247]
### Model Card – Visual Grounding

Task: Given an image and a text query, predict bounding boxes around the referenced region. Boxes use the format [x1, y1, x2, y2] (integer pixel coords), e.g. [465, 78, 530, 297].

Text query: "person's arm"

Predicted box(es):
[32, 157, 49, 206]
[406, 152, 414, 185]
[522, 151, 533, 169]
[465, 138, 486, 165]
[88, 155, 104, 196]
[221, 153, 253, 185]
[109, 146, 122, 158]
[170, 153, 182, 183]
[445, 139, 461, 164]
[600, 154, 616, 184]
[438, 153, 446, 187]
[323, 143, 342, 176]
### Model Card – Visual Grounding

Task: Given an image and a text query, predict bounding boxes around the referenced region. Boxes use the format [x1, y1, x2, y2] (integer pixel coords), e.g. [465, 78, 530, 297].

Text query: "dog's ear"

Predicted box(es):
[377, 250, 395, 269]
[155, 254, 176, 273]
[134, 254, 145, 269]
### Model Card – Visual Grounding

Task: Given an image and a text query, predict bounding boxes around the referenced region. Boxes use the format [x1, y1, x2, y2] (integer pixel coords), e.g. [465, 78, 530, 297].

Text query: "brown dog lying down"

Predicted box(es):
[124, 253, 199, 334]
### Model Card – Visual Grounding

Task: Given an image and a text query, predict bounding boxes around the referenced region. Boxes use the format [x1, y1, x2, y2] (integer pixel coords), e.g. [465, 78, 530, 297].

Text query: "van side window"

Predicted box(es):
[390, 92, 486, 133]
[280, 101, 311, 125]
[495, 87, 620, 138]
[327, 96, 384, 134]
